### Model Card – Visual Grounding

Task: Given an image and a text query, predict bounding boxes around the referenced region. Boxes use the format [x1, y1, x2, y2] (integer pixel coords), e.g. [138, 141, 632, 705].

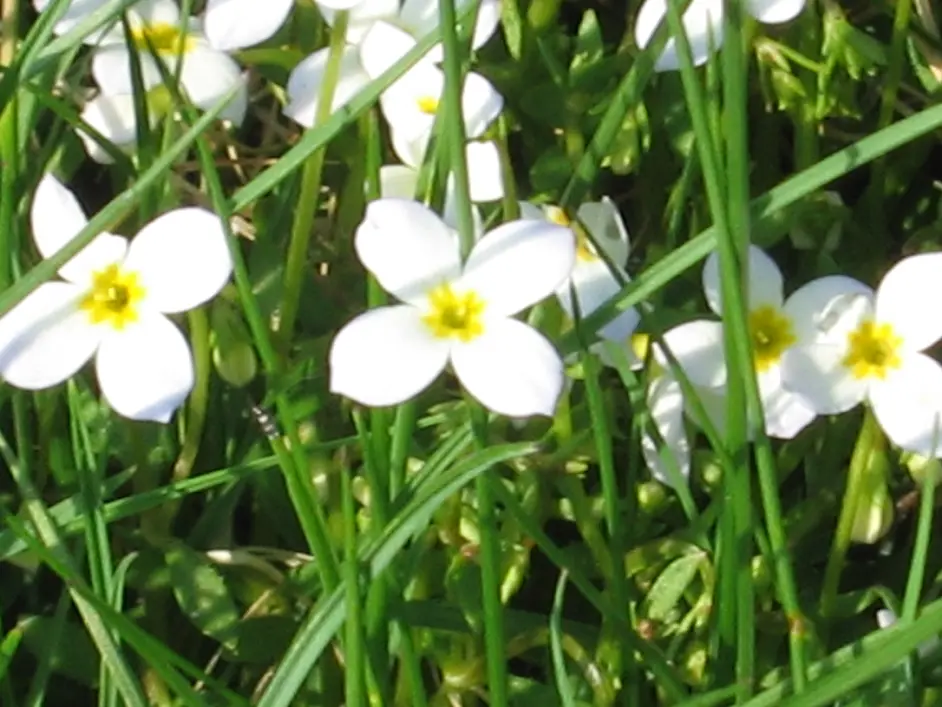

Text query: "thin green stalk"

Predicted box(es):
[342, 467, 366, 707]
[819, 409, 882, 619]
[0, 97, 17, 290]
[389, 402, 416, 500]
[582, 352, 631, 687]
[475, 470, 509, 707]
[901, 459, 940, 622]
[278, 11, 350, 353]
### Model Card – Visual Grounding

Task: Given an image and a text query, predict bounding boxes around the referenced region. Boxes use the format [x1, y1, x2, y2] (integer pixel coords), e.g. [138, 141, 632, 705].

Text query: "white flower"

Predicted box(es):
[284, 45, 372, 128]
[329, 198, 576, 416]
[322, 0, 501, 57]
[78, 85, 176, 163]
[641, 373, 691, 488]
[518, 199, 640, 345]
[32, 0, 123, 43]
[634, 0, 806, 72]
[90, 0, 247, 125]
[377, 165, 485, 237]
[781, 253, 942, 458]
[379, 140, 503, 204]
[660, 245, 821, 439]
[0, 175, 233, 422]
[203, 0, 295, 51]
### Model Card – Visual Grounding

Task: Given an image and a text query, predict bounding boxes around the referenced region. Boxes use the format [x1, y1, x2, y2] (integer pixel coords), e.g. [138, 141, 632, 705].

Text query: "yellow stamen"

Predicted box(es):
[749, 305, 797, 372]
[417, 96, 439, 114]
[130, 23, 193, 56]
[842, 320, 902, 380]
[422, 284, 485, 342]
[80, 264, 146, 330]
[545, 206, 598, 262]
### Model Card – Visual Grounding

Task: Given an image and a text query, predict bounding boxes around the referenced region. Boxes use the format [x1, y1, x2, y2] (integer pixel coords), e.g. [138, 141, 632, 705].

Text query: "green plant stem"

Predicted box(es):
[278, 10, 349, 353]
[342, 467, 366, 707]
[475, 470, 509, 707]
[901, 460, 940, 622]
[819, 409, 882, 620]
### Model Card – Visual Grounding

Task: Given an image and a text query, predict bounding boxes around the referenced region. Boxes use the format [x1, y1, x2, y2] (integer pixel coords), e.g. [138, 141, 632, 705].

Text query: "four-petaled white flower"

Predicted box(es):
[782, 253, 942, 458]
[519, 198, 640, 346]
[0, 175, 233, 422]
[635, 0, 806, 72]
[659, 245, 824, 439]
[329, 199, 576, 416]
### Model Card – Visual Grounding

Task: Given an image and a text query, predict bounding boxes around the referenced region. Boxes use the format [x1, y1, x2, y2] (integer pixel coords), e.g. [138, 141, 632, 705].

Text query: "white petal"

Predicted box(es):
[35, 0, 118, 42]
[320, 0, 400, 45]
[779, 343, 867, 415]
[459, 219, 575, 317]
[379, 165, 419, 200]
[557, 259, 639, 342]
[92, 45, 161, 95]
[31, 174, 129, 286]
[634, 0, 724, 72]
[702, 244, 782, 315]
[875, 253, 942, 353]
[451, 317, 563, 417]
[389, 125, 429, 169]
[465, 141, 504, 202]
[329, 305, 450, 406]
[656, 319, 726, 388]
[399, 0, 501, 60]
[78, 93, 142, 165]
[379, 62, 442, 140]
[179, 43, 246, 123]
[0, 283, 100, 390]
[462, 71, 503, 138]
[355, 199, 461, 304]
[783, 275, 874, 345]
[203, 0, 293, 51]
[747, 0, 805, 23]
[441, 181, 485, 239]
[641, 375, 691, 488]
[870, 352, 942, 458]
[317, 0, 369, 8]
[684, 383, 729, 438]
[358, 20, 418, 79]
[284, 46, 371, 128]
[128, 0, 182, 27]
[576, 196, 630, 266]
[758, 367, 816, 439]
[123, 208, 232, 313]
[95, 312, 194, 422]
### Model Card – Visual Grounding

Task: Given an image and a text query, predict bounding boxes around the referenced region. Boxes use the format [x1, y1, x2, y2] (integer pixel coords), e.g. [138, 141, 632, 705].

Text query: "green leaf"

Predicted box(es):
[18, 616, 99, 687]
[165, 544, 241, 647]
[644, 552, 706, 622]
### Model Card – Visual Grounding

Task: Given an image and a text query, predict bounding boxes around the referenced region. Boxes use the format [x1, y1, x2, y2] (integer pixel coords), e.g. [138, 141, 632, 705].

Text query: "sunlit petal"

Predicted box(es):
[123, 208, 232, 313]
[657, 319, 726, 388]
[459, 220, 575, 317]
[79, 92, 144, 164]
[400, 0, 501, 61]
[359, 20, 418, 79]
[285, 46, 371, 128]
[875, 252, 942, 352]
[465, 141, 504, 202]
[0, 282, 100, 390]
[641, 375, 691, 488]
[92, 44, 162, 95]
[702, 244, 782, 315]
[758, 367, 816, 439]
[389, 125, 428, 169]
[451, 317, 563, 417]
[379, 165, 419, 200]
[31, 174, 128, 286]
[747, 0, 806, 23]
[779, 342, 867, 415]
[179, 43, 247, 123]
[329, 305, 450, 406]
[634, 0, 724, 72]
[462, 71, 503, 137]
[355, 199, 461, 304]
[784, 275, 874, 345]
[321, 0, 400, 45]
[95, 312, 194, 422]
[557, 259, 639, 342]
[203, 0, 293, 51]
[870, 352, 942, 457]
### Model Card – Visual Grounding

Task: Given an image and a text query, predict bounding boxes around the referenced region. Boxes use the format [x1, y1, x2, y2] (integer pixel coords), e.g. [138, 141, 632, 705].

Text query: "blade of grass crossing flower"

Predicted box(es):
[550, 572, 578, 707]
[559, 101, 942, 356]
[664, 0, 751, 685]
[278, 11, 349, 354]
[255, 440, 541, 707]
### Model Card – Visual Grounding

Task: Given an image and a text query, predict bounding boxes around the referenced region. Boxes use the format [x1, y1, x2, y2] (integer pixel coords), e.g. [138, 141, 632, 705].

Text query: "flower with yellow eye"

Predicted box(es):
[83, 0, 247, 125]
[781, 253, 942, 457]
[659, 245, 830, 439]
[329, 199, 576, 416]
[0, 175, 232, 422]
[519, 198, 640, 346]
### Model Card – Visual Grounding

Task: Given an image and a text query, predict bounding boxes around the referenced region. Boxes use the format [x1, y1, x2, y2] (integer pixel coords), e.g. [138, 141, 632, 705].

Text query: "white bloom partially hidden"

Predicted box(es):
[659, 245, 822, 439]
[782, 253, 942, 458]
[641, 373, 691, 488]
[519, 199, 640, 346]
[0, 175, 233, 422]
[634, 0, 806, 72]
[203, 0, 295, 52]
[90, 0, 247, 125]
[284, 45, 372, 128]
[329, 199, 576, 416]
[379, 140, 503, 205]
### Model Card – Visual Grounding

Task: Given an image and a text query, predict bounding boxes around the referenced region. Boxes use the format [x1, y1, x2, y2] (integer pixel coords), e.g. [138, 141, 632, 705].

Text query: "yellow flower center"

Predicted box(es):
[545, 206, 597, 262]
[842, 320, 902, 380]
[749, 305, 796, 372]
[81, 264, 146, 330]
[422, 284, 485, 342]
[131, 23, 193, 56]
[417, 96, 439, 114]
